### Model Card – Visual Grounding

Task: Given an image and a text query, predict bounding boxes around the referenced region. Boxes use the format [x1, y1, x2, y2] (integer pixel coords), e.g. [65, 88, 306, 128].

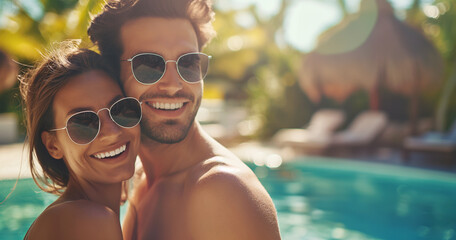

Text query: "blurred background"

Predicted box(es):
[1, 0, 456, 239]
[0, 0, 455, 148]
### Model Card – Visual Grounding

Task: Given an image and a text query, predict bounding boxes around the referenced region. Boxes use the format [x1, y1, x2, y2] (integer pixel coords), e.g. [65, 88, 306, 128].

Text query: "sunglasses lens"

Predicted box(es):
[110, 98, 142, 128]
[178, 53, 209, 83]
[132, 54, 165, 84]
[67, 112, 100, 144]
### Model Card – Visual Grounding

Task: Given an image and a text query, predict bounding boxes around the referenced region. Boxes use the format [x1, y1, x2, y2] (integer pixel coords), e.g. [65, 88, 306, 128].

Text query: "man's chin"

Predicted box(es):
[147, 132, 187, 144]
[141, 120, 193, 144]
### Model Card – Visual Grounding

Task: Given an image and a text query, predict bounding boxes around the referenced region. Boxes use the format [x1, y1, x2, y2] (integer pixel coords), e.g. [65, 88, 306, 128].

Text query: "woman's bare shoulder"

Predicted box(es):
[26, 200, 122, 240]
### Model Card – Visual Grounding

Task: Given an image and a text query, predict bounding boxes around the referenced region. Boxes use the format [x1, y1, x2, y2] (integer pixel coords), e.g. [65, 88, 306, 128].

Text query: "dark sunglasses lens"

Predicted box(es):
[67, 112, 99, 144]
[178, 53, 209, 83]
[132, 54, 165, 84]
[110, 98, 142, 128]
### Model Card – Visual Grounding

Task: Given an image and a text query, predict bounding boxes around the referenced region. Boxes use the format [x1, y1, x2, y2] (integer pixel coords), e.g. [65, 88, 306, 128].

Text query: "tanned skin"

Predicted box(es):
[120, 17, 281, 240]
[27, 71, 140, 240]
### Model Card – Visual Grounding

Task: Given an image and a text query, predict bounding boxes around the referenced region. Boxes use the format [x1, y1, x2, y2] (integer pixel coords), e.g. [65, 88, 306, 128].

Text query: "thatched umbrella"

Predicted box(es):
[299, 0, 444, 135]
[0, 49, 18, 93]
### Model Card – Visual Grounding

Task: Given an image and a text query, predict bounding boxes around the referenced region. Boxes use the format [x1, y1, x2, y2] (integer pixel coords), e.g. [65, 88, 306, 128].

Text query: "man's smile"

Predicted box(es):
[148, 101, 185, 110]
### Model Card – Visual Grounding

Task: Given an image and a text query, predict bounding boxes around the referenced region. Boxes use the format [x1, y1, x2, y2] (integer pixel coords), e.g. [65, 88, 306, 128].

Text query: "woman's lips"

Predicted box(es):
[93, 144, 127, 159]
[91, 142, 130, 161]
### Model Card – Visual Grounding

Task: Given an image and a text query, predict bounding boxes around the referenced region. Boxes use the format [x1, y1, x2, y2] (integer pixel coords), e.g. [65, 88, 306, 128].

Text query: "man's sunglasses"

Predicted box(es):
[122, 52, 211, 85]
[49, 97, 142, 145]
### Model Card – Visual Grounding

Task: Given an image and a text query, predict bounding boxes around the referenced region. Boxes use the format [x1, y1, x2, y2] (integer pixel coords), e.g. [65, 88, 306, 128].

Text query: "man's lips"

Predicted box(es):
[146, 101, 185, 111]
[142, 97, 191, 110]
[142, 99, 189, 118]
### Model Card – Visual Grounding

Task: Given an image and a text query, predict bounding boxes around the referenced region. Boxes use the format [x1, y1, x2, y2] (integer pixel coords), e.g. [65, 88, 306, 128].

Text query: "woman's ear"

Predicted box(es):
[41, 131, 64, 159]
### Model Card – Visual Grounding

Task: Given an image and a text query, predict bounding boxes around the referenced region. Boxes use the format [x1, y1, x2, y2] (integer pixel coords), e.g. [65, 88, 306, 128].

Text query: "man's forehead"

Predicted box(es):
[120, 17, 199, 57]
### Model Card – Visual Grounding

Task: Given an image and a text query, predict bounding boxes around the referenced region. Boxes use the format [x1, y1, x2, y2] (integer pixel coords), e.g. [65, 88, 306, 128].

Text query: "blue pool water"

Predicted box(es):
[0, 178, 56, 239]
[249, 158, 456, 240]
[1, 157, 456, 240]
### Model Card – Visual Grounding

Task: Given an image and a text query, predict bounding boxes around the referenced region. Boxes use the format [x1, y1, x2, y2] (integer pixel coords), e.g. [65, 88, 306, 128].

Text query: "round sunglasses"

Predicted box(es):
[49, 97, 142, 145]
[122, 52, 211, 85]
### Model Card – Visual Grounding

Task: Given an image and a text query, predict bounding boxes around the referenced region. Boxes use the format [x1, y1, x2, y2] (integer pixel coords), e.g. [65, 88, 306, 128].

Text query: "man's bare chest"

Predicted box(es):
[135, 181, 191, 239]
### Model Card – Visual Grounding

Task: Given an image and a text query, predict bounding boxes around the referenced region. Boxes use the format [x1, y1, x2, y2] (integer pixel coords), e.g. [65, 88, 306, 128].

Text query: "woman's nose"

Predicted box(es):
[96, 110, 122, 142]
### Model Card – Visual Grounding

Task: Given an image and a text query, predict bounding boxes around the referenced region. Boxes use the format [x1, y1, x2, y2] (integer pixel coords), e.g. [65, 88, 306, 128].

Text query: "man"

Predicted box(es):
[88, 0, 281, 239]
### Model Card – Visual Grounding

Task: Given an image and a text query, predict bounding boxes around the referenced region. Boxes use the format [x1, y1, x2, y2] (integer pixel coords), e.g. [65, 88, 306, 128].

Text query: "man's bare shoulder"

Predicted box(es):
[191, 155, 250, 177]
[185, 156, 281, 240]
[183, 155, 259, 192]
[26, 200, 122, 240]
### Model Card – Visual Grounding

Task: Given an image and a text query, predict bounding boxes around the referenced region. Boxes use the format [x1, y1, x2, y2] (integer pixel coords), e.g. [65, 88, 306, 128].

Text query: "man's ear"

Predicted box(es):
[41, 131, 64, 159]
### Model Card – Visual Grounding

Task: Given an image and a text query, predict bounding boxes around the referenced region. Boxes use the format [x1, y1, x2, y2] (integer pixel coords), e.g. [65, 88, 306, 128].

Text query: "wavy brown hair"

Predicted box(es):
[20, 42, 118, 194]
[87, 0, 216, 76]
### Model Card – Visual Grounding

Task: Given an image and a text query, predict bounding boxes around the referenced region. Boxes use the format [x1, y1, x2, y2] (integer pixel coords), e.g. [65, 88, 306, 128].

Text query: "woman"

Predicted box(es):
[20, 42, 141, 240]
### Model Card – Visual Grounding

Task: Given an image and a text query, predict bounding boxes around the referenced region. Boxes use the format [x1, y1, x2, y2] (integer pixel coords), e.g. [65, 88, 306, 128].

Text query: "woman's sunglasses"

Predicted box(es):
[49, 97, 142, 145]
[122, 52, 211, 85]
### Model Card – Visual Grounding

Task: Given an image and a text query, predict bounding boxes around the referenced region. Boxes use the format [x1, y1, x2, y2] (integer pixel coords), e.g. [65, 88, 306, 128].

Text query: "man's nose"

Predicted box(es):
[157, 61, 184, 94]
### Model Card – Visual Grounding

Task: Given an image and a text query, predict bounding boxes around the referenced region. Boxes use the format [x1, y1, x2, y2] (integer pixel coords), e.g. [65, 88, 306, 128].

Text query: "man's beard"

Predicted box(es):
[140, 97, 200, 144]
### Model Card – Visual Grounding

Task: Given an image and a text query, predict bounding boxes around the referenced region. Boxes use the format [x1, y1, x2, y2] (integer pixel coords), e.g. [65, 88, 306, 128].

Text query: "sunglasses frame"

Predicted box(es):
[122, 52, 212, 85]
[49, 97, 142, 145]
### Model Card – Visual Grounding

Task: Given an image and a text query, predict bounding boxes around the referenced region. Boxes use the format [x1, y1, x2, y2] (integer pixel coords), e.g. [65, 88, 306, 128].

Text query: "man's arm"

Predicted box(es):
[187, 165, 281, 240]
[123, 171, 146, 240]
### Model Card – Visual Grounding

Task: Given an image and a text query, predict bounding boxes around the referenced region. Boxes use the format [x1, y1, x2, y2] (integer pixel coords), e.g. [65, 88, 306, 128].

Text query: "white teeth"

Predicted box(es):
[94, 144, 126, 159]
[151, 102, 184, 110]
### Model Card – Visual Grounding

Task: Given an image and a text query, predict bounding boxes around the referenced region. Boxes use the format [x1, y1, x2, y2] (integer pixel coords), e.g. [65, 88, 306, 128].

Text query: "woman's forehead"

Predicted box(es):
[52, 70, 123, 117]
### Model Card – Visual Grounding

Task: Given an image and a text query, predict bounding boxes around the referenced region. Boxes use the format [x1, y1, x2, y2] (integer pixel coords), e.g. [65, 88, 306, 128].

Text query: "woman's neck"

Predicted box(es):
[61, 178, 123, 217]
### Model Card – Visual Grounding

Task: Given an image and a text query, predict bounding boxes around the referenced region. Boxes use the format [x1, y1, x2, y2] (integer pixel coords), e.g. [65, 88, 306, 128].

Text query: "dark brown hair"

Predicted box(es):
[87, 0, 216, 74]
[19, 42, 118, 194]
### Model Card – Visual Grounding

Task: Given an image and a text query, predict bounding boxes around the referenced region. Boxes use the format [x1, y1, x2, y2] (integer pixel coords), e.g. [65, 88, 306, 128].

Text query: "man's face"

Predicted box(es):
[119, 17, 203, 144]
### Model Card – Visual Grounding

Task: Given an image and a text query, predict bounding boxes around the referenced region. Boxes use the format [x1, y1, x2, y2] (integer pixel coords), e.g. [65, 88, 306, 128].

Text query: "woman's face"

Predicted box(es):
[46, 70, 140, 184]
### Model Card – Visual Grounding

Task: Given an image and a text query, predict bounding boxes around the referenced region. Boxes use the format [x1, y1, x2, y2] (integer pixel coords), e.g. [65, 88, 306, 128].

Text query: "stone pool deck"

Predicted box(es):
[0, 143, 32, 180]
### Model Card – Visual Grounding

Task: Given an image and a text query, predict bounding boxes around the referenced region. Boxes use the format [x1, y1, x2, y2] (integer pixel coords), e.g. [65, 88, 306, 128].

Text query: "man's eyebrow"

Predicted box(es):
[127, 49, 199, 59]
[65, 95, 123, 116]
[130, 51, 160, 57]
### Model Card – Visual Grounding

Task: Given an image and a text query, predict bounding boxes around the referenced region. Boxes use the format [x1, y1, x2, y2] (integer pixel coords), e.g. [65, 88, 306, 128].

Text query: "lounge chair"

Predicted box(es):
[272, 109, 345, 154]
[331, 111, 388, 146]
[328, 110, 388, 155]
[0, 113, 18, 144]
[403, 119, 456, 161]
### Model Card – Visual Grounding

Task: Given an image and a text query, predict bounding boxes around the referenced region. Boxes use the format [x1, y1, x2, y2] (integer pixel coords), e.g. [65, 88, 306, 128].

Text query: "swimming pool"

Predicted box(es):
[0, 178, 56, 239]
[249, 157, 456, 240]
[1, 157, 455, 239]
